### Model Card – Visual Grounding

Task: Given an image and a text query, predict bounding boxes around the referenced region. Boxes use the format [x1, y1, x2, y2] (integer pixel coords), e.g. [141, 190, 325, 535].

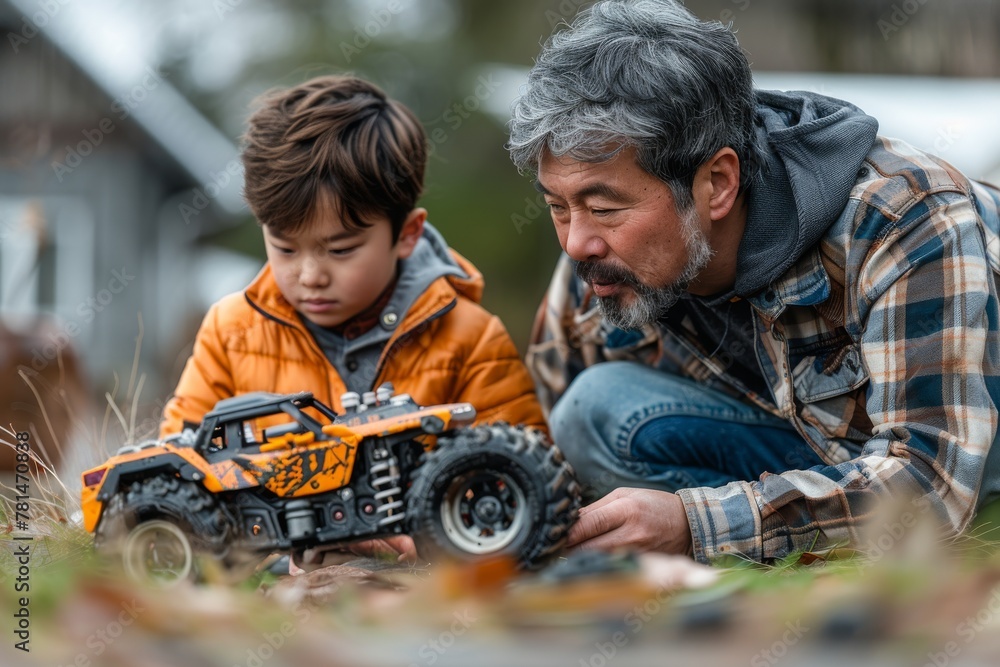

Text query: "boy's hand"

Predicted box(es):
[347, 535, 419, 563]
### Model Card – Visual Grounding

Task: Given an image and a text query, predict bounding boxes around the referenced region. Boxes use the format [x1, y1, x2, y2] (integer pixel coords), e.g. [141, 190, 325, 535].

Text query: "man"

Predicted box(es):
[508, 0, 1000, 564]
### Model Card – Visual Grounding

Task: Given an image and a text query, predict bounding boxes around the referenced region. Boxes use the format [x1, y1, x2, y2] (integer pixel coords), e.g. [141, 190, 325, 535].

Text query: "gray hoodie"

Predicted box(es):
[736, 90, 880, 295]
[675, 90, 879, 400]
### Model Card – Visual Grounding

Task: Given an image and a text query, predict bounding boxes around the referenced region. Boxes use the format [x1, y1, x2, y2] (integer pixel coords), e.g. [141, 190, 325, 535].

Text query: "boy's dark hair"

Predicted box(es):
[241, 75, 426, 241]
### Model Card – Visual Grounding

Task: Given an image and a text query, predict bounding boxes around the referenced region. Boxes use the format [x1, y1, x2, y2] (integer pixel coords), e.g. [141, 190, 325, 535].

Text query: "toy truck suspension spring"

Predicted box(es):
[370, 450, 404, 527]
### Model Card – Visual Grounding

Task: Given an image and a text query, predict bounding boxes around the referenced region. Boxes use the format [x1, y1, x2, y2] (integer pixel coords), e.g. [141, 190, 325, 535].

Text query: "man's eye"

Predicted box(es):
[547, 203, 566, 213]
[592, 208, 616, 217]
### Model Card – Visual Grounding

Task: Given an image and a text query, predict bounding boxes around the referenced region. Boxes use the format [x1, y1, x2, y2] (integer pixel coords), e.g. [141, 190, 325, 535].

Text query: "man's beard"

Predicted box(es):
[576, 207, 713, 330]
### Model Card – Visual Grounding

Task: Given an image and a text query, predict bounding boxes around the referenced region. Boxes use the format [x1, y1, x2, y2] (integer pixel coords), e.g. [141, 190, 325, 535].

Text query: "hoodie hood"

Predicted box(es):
[735, 90, 879, 297]
[391, 221, 478, 313]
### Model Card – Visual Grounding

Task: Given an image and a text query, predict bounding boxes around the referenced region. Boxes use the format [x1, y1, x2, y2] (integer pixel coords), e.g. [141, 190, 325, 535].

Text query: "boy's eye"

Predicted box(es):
[273, 245, 295, 255]
[329, 246, 359, 256]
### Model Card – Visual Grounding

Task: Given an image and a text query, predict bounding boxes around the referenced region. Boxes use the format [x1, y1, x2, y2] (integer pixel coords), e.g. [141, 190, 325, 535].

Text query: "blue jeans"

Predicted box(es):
[549, 361, 825, 502]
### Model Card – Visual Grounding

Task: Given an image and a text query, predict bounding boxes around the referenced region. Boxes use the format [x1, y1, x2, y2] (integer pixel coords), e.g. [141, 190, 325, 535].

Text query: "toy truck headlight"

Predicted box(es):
[83, 468, 107, 487]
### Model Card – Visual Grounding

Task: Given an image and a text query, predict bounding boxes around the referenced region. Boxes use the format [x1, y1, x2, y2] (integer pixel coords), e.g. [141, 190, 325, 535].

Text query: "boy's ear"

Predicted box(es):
[395, 208, 426, 259]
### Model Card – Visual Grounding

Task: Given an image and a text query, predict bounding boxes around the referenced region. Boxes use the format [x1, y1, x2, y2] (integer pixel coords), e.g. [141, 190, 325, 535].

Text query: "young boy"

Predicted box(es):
[160, 75, 545, 439]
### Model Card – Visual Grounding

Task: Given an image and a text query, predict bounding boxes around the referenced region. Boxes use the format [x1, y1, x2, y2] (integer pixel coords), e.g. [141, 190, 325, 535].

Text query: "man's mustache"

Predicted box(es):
[575, 260, 642, 290]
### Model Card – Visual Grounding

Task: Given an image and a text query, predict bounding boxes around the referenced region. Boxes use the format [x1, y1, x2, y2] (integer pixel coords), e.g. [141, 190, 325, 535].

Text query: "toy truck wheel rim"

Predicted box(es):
[440, 470, 527, 554]
[122, 520, 194, 585]
[407, 424, 581, 568]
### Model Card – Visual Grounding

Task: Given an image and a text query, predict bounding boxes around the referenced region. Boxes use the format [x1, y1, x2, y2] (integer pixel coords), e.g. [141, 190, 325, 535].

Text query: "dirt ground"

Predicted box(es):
[3, 528, 1000, 667]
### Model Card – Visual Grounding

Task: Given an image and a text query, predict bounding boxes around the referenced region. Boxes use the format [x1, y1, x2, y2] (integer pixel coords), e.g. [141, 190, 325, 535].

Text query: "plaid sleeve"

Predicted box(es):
[679, 191, 1000, 563]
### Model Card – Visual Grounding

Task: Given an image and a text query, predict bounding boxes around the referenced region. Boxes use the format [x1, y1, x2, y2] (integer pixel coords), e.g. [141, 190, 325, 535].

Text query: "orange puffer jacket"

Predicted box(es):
[160, 252, 546, 437]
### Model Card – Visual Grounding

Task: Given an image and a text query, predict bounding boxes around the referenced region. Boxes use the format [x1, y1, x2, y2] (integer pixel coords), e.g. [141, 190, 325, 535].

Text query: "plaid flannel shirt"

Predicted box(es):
[527, 137, 1000, 563]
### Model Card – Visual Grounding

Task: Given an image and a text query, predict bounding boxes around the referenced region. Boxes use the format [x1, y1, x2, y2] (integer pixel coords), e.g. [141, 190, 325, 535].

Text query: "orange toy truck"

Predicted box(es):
[81, 385, 580, 583]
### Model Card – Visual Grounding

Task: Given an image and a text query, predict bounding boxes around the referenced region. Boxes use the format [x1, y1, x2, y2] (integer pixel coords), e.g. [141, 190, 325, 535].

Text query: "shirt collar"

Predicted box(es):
[745, 246, 831, 317]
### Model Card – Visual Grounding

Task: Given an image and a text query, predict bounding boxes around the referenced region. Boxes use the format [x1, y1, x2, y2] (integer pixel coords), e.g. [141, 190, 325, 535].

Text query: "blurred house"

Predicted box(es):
[751, 72, 1000, 186]
[0, 0, 258, 456]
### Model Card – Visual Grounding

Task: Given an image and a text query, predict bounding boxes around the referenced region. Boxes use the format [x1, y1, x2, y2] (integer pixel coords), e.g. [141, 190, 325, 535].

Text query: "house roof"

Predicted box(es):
[4, 0, 246, 216]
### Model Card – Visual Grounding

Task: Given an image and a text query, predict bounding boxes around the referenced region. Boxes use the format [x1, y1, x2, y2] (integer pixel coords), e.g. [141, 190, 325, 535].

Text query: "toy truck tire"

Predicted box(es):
[95, 475, 232, 584]
[405, 424, 581, 569]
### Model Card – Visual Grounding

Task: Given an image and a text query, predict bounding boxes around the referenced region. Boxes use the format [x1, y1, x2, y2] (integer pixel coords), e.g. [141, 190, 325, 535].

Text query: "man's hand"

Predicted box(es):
[567, 488, 693, 556]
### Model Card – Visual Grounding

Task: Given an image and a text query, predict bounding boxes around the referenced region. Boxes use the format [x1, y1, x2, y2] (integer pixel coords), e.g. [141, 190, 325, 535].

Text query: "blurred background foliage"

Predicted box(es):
[165, 0, 1000, 347]
[3, 0, 1000, 451]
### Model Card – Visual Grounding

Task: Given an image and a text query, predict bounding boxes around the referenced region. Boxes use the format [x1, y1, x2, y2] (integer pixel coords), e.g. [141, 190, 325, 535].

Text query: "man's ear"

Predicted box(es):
[395, 208, 427, 259]
[697, 148, 741, 222]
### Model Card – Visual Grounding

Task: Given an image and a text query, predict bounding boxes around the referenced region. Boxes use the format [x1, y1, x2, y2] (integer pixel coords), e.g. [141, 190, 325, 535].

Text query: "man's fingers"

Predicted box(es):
[567, 499, 625, 547]
[579, 488, 625, 515]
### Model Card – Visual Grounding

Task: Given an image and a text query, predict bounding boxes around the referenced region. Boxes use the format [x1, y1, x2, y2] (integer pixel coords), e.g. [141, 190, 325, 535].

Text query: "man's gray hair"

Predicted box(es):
[508, 0, 762, 209]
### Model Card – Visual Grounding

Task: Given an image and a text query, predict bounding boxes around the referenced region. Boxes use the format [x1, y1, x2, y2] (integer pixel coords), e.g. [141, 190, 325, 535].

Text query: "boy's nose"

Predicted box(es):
[298, 259, 329, 287]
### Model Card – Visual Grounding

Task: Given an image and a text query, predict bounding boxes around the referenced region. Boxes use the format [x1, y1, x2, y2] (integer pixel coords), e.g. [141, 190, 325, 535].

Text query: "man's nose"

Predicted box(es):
[562, 218, 608, 262]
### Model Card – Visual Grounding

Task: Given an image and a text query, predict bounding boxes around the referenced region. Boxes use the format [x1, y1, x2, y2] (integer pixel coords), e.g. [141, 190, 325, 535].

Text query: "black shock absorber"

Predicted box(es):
[370, 447, 404, 527]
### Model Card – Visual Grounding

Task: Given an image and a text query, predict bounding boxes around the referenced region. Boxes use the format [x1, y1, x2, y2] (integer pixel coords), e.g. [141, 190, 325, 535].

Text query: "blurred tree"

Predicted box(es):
[148, 0, 1000, 354]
